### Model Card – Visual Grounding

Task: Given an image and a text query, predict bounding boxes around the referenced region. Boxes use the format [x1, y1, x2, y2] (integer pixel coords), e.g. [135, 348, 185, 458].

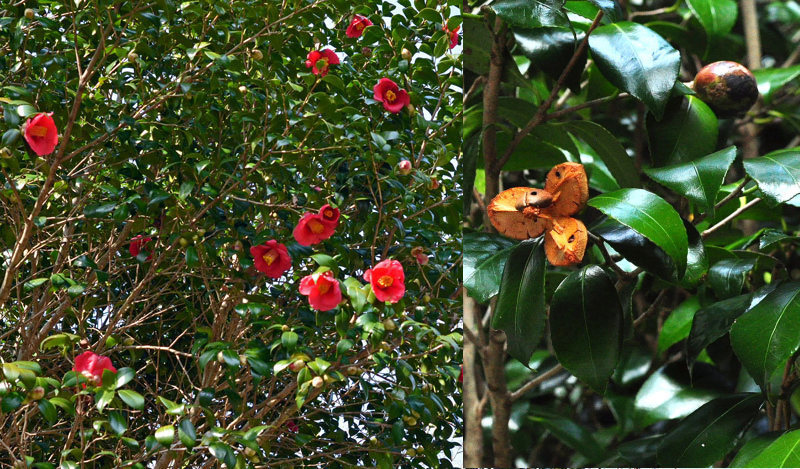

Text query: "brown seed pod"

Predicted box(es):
[692, 61, 758, 118]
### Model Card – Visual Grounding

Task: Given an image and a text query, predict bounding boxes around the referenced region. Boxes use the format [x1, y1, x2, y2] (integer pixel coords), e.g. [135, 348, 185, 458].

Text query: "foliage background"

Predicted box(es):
[463, 0, 800, 467]
[0, 0, 462, 467]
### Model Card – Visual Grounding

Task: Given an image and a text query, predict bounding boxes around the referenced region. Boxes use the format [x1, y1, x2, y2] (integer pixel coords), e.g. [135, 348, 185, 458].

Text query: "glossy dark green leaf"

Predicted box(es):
[588, 21, 681, 119]
[686, 0, 738, 37]
[743, 148, 800, 207]
[686, 293, 753, 368]
[589, 188, 688, 277]
[178, 419, 197, 449]
[492, 0, 569, 29]
[118, 389, 145, 410]
[682, 220, 709, 288]
[656, 393, 762, 466]
[550, 265, 622, 394]
[634, 362, 729, 426]
[562, 121, 641, 188]
[514, 27, 586, 93]
[464, 231, 516, 303]
[591, 217, 676, 280]
[745, 429, 800, 467]
[493, 130, 567, 171]
[109, 410, 127, 436]
[154, 425, 174, 446]
[708, 258, 757, 299]
[618, 435, 662, 465]
[646, 95, 718, 167]
[528, 406, 607, 461]
[658, 297, 701, 354]
[645, 146, 736, 217]
[589, 0, 624, 22]
[731, 432, 781, 467]
[753, 65, 800, 103]
[209, 441, 236, 467]
[38, 399, 57, 424]
[760, 229, 799, 251]
[730, 282, 800, 387]
[492, 239, 546, 364]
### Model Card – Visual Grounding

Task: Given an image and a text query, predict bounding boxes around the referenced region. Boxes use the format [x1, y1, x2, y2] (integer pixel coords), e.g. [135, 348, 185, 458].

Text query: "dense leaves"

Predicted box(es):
[0, 0, 462, 467]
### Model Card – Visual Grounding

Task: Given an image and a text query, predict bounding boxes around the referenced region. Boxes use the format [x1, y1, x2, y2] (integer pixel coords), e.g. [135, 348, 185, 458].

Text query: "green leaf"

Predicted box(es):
[743, 148, 800, 206]
[589, 0, 624, 21]
[178, 419, 197, 449]
[656, 393, 763, 466]
[281, 331, 298, 351]
[562, 121, 641, 188]
[38, 399, 57, 424]
[591, 217, 676, 280]
[686, 0, 738, 37]
[708, 258, 757, 299]
[682, 220, 709, 288]
[114, 367, 134, 389]
[686, 292, 753, 368]
[154, 425, 175, 446]
[646, 95, 718, 167]
[0, 392, 22, 412]
[96, 389, 114, 412]
[491, 239, 546, 364]
[550, 265, 622, 394]
[731, 433, 781, 467]
[513, 27, 585, 93]
[463, 231, 516, 303]
[185, 246, 199, 267]
[2, 128, 20, 146]
[658, 297, 701, 354]
[645, 146, 736, 218]
[588, 188, 688, 277]
[109, 410, 127, 436]
[745, 428, 800, 467]
[589, 21, 681, 119]
[731, 282, 800, 388]
[634, 362, 725, 426]
[209, 441, 237, 467]
[492, 0, 569, 29]
[528, 406, 607, 462]
[118, 389, 145, 410]
[342, 277, 367, 313]
[753, 65, 800, 103]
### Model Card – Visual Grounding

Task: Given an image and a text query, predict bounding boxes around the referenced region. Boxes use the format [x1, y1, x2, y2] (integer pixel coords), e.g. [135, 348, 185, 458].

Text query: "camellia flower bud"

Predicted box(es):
[29, 386, 45, 400]
[397, 159, 412, 175]
[24, 8, 34, 19]
[311, 376, 324, 388]
[401, 48, 412, 61]
[251, 49, 263, 61]
[289, 359, 306, 372]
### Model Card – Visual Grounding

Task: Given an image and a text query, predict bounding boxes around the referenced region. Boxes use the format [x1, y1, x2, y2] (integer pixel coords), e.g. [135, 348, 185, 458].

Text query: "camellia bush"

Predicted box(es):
[464, 0, 800, 467]
[0, 0, 462, 467]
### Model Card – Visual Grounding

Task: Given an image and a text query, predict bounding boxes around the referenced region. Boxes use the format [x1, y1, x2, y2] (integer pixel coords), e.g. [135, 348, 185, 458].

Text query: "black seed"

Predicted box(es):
[555, 171, 561, 178]
[568, 235, 575, 243]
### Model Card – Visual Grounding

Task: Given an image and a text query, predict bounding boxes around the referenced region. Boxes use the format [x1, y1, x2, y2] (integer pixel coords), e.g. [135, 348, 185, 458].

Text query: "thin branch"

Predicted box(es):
[496, 11, 604, 170]
[701, 197, 762, 239]
[510, 364, 564, 402]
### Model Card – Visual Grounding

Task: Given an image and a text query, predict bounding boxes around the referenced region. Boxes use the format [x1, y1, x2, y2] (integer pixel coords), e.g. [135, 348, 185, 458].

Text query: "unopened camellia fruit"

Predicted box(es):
[692, 61, 758, 118]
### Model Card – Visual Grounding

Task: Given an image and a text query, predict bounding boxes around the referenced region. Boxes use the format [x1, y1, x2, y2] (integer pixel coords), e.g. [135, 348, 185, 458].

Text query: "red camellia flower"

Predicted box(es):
[373, 78, 410, 114]
[23, 112, 59, 156]
[250, 240, 292, 278]
[286, 420, 299, 433]
[443, 24, 460, 49]
[305, 49, 340, 77]
[293, 211, 336, 246]
[318, 204, 340, 229]
[129, 235, 153, 261]
[73, 350, 117, 386]
[299, 270, 342, 311]
[363, 259, 405, 304]
[346, 14, 372, 38]
[397, 160, 412, 175]
[459, 365, 463, 383]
